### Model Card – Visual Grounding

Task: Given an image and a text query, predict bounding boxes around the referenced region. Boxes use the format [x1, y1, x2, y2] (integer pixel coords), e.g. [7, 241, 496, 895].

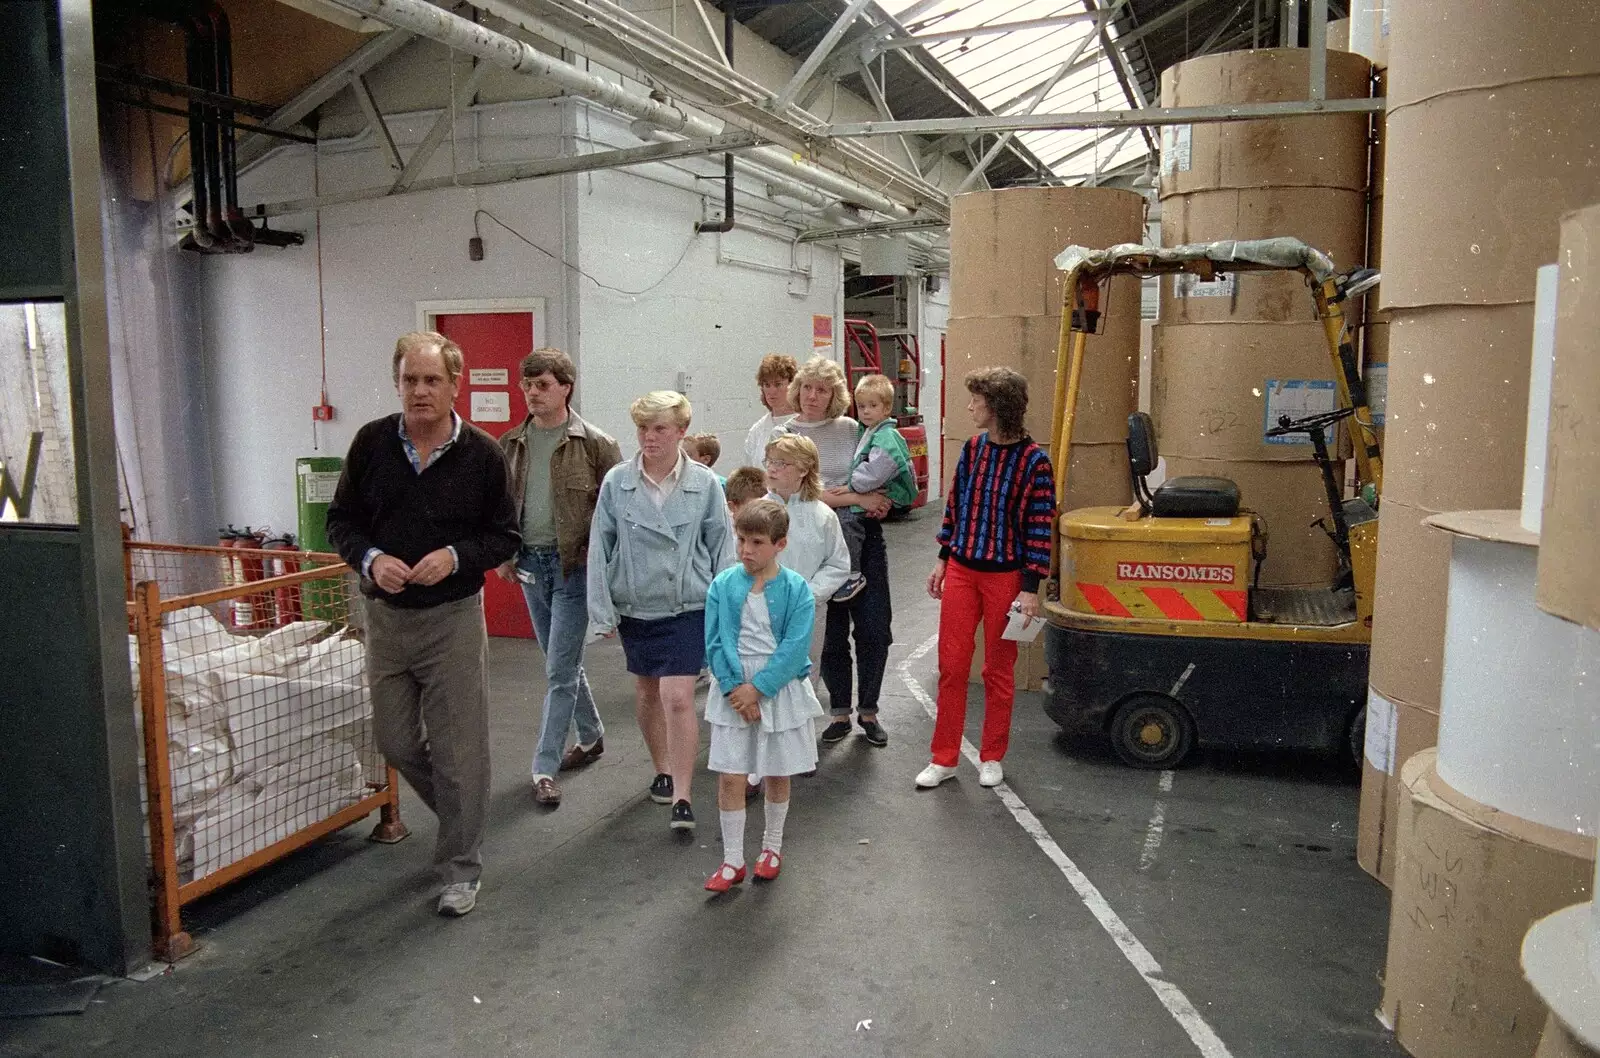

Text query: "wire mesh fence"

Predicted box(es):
[125, 539, 407, 961]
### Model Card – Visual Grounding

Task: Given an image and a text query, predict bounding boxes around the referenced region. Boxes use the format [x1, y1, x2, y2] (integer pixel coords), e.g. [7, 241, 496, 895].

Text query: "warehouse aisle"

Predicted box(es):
[0, 515, 1400, 1058]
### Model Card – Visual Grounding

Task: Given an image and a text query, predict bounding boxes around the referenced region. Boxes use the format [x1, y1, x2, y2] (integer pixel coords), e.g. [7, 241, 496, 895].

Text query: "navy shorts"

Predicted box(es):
[617, 610, 706, 678]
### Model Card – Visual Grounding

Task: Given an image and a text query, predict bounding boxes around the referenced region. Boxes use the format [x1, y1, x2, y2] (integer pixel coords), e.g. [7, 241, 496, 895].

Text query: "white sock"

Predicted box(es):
[720, 808, 747, 869]
[762, 798, 790, 855]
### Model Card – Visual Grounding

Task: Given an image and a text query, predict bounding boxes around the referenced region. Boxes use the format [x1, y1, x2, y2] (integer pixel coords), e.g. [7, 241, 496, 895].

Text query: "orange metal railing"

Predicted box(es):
[124, 539, 407, 961]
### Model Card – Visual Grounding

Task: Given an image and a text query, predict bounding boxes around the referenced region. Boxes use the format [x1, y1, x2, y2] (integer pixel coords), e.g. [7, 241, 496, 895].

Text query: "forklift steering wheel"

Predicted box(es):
[1265, 407, 1354, 439]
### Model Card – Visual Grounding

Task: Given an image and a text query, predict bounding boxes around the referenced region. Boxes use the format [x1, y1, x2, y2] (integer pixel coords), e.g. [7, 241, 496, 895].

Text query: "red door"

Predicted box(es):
[436, 311, 535, 639]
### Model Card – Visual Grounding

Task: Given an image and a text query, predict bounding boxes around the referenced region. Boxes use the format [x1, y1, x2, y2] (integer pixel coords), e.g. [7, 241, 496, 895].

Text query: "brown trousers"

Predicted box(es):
[365, 592, 491, 884]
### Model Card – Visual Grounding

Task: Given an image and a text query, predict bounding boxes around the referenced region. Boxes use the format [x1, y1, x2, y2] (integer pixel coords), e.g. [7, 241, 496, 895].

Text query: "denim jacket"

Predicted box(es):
[704, 565, 815, 699]
[586, 455, 734, 629]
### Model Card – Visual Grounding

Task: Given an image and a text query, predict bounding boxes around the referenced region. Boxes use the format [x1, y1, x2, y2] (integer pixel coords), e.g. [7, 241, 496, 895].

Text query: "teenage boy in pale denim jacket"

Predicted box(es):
[587, 391, 735, 832]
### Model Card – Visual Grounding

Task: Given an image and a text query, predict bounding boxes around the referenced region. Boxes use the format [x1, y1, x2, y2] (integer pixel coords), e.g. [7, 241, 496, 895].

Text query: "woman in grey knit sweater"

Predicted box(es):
[780, 357, 894, 749]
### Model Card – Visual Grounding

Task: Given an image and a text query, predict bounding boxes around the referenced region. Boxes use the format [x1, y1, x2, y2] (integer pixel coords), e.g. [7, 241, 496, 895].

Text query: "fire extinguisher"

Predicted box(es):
[219, 525, 244, 629]
[233, 526, 270, 631]
[219, 525, 243, 591]
[261, 533, 302, 627]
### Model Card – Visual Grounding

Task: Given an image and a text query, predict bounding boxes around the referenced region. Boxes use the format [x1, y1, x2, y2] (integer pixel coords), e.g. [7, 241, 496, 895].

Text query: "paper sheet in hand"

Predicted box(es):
[1002, 609, 1044, 644]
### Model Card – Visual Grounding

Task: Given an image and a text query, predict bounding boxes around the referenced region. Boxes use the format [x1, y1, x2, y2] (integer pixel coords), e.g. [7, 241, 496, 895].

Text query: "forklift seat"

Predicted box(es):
[1126, 412, 1241, 519]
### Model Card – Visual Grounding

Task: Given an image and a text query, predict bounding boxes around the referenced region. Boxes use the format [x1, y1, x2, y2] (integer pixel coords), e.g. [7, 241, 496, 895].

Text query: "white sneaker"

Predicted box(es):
[437, 880, 479, 917]
[978, 760, 1004, 787]
[915, 763, 958, 788]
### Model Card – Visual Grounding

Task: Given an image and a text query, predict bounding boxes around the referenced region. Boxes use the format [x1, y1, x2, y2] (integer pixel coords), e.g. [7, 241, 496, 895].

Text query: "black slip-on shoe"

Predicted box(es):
[670, 800, 696, 831]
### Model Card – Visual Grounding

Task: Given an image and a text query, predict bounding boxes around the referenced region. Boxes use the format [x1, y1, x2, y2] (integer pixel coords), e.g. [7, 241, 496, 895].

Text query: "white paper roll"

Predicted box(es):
[1522, 264, 1559, 534]
[1434, 528, 1600, 835]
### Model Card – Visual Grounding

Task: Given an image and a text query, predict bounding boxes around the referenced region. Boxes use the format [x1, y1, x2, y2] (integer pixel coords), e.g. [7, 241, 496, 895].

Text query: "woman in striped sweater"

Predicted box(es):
[918, 367, 1056, 790]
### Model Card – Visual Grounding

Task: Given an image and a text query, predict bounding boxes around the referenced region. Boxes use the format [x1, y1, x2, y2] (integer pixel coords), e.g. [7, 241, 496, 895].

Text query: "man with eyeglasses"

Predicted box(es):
[497, 348, 623, 807]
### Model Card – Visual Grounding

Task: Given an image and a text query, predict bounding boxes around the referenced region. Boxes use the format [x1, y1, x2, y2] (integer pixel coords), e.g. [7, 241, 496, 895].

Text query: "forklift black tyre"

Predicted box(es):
[1345, 706, 1366, 772]
[1109, 693, 1196, 770]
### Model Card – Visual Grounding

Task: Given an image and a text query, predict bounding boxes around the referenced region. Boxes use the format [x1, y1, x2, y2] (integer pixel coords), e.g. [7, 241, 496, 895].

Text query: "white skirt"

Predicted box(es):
[708, 716, 819, 777]
[704, 649, 824, 777]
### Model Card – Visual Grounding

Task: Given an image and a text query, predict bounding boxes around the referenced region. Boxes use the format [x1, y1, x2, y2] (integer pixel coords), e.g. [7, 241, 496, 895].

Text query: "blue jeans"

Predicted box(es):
[517, 547, 604, 778]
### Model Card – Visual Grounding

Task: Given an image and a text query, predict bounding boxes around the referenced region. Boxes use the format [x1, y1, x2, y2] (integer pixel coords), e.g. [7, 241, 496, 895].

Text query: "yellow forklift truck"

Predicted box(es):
[1042, 239, 1383, 768]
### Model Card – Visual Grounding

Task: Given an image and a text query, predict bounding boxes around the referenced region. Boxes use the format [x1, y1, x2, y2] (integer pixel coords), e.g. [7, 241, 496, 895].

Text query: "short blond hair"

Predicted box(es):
[854, 373, 895, 411]
[629, 390, 692, 429]
[765, 433, 823, 502]
[392, 331, 463, 383]
[735, 498, 789, 542]
[788, 355, 850, 421]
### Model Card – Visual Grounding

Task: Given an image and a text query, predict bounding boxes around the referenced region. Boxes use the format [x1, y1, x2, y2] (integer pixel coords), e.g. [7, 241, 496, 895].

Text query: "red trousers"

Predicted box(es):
[931, 561, 1023, 767]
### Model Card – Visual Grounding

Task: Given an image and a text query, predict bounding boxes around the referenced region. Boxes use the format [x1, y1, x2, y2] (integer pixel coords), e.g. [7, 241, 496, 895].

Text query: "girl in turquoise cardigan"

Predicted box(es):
[701, 499, 824, 891]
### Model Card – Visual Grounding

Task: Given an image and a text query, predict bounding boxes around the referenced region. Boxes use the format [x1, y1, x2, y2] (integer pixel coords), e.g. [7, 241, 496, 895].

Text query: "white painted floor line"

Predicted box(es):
[1139, 770, 1177, 871]
[1138, 802, 1167, 871]
[897, 635, 1233, 1058]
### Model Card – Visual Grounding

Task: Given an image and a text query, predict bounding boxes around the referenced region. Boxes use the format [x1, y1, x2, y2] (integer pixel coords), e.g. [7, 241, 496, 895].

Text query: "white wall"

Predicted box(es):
[571, 104, 844, 469]
[201, 100, 568, 536]
[200, 92, 848, 532]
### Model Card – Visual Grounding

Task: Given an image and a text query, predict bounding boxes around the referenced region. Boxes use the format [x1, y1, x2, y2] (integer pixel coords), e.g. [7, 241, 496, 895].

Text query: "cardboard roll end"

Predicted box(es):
[1382, 748, 1595, 1058]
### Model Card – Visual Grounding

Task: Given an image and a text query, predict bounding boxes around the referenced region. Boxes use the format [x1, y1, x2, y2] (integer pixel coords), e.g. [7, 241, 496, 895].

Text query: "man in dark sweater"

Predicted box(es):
[327, 331, 520, 918]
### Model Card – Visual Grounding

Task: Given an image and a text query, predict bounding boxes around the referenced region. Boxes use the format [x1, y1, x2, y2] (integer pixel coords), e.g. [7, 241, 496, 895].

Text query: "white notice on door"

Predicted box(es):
[1262, 379, 1338, 444]
[469, 368, 508, 386]
[1160, 125, 1192, 174]
[471, 391, 511, 423]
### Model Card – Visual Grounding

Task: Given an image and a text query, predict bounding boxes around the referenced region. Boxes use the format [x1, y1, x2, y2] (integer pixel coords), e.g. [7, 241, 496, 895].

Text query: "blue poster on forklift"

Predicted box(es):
[1261, 379, 1338, 444]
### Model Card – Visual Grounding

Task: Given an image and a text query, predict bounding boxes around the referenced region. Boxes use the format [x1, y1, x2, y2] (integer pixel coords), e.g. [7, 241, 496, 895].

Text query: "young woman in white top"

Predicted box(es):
[779, 356, 893, 748]
[742, 354, 799, 468]
[763, 433, 850, 604]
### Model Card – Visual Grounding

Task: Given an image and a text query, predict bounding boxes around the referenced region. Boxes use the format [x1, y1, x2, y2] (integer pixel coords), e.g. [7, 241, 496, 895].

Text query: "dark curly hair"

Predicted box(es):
[965, 366, 1029, 439]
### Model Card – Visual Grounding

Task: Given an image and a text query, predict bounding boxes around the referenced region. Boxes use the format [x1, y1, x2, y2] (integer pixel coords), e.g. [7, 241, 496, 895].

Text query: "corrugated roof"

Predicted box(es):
[738, 0, 1339, 188]
[875, 0, 1146, 183]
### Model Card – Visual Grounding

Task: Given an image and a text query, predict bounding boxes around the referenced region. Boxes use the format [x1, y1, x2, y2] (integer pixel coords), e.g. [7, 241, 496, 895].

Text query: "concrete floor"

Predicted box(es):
[1, 513, 1402, 1058]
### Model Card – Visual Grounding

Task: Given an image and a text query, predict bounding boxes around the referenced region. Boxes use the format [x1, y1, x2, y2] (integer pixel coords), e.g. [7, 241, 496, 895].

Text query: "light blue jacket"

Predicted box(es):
[704, 565, 814, 699]
[586, 455, 734, 629]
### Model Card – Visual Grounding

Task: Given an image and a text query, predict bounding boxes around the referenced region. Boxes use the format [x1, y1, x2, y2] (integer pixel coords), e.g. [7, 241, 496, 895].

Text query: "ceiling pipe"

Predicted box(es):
[205, 3, 257, 247]
[180, 9, 217, 250]
[694, 1, 737, 235]
[150, 0, 255, 252]
[321, 0, 926, 221]
[476, 0, 947, 211]
[479, 0, 759, 110]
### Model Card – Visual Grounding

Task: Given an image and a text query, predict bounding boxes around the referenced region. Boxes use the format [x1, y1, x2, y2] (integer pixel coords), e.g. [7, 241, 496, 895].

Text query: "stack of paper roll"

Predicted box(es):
[1383, 206, 1600, 1058]
[945, 188, 1143, 513]
[1355, 0, 1600, 885]
[1156, 47, 1372, 587]
[1519, 202, 1600, 1058]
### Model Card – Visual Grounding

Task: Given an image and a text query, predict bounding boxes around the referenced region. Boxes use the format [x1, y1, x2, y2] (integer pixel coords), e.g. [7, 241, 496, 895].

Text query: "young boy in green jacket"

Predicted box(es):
[827, 373, 917, 602]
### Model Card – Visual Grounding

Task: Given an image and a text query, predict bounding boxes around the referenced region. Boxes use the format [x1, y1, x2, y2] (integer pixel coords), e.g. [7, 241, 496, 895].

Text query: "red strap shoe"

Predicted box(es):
[704, 863, 746, 893]
[753, 849, 782, 881]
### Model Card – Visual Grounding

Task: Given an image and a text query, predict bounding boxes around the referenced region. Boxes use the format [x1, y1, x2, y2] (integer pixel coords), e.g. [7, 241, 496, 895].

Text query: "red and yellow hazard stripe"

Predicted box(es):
[1076, 582, 1248, 623]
